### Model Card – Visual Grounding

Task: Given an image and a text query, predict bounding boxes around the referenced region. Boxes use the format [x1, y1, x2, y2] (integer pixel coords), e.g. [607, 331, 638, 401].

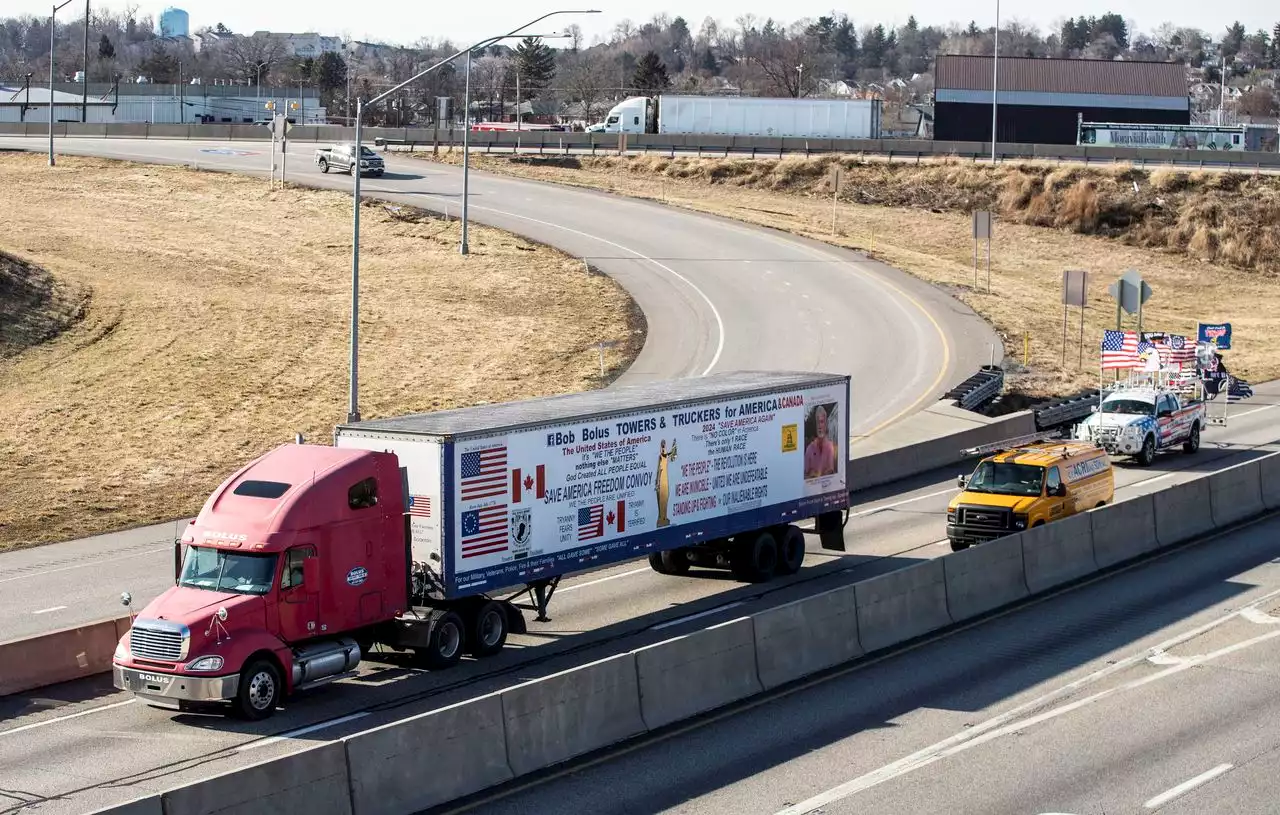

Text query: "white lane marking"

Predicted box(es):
[651, 602, 745, 631]
[235, 712, 370, 752]
[1143, 764, 1233, 809]
[1230, 404, 1278, 419]
[0, 700, 135, 737]
[0, 545, 170, 584]
[1241, 607, 1280, 625]
[558, 567, 649, 594]
[32, 606, 67, 615]
[849, 488, 955, 519]
[773, 616, 1280, 815]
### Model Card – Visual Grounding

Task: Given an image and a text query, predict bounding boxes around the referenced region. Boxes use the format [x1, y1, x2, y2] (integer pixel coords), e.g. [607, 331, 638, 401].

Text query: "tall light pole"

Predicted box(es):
[990, 0, 1000, 163]
[345, 10, 598, 424]
[50, 0, 74, 167]
[255, 60, 268, 116]
[795, 64, 804, 98]
[81, 0, 88, 122]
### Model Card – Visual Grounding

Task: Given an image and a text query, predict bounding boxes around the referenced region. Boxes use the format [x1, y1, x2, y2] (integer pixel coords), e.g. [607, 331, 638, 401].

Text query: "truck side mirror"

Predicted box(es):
[302, 557, 320, 590]
[174, 540, 184, 583]
[957, 475, 968, 489]
[1052, 484, 1067, 497]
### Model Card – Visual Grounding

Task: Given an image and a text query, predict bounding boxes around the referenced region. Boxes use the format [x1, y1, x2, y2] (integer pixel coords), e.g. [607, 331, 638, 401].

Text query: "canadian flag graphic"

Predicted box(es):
[606, 500, 626, 533]
[511, 464, 546, 503]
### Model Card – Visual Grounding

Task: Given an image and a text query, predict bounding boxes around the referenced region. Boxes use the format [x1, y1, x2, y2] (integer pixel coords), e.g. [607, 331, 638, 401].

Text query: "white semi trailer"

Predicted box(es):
[590, 94, 881, 139]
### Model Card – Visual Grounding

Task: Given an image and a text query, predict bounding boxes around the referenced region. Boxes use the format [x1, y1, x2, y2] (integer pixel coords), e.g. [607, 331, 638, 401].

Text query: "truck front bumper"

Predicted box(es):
[113, 664, 239, 708]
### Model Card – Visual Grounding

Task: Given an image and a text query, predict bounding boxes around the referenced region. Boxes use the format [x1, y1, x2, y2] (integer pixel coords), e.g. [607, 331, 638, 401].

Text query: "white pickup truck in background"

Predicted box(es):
[1075, 384, 1205, 466]
[315, 143, 385, 177]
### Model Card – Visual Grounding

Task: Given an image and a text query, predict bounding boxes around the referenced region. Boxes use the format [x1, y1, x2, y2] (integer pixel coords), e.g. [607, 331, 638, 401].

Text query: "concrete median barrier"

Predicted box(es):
[754, 585, 862, 689]
[500, 652, 645, 776]
[1021, 512, 1095, 594]
[943, 533, 1028, 623]
[161, 741, 351, 815]
[1259, 453, 1280, 511]
[1210, 459, 1265, 528]
[345, 693, 511, 815]
[1090, 494, 1158, 569]
[84, 796, 163, 815]
[635, 616, 762, 730]
[854, 558, 951, 653]
[0, 615, 130, 696]
[107, 123, 148, 138]
[1153, 476, 1215, 547]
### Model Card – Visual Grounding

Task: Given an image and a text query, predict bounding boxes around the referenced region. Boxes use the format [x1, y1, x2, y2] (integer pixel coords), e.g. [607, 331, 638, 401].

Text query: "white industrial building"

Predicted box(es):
[0, 82, 326, 124]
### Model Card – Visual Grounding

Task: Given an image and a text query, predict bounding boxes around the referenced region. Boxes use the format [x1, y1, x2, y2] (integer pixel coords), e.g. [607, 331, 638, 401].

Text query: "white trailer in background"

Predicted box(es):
[591, 94, 882, 139]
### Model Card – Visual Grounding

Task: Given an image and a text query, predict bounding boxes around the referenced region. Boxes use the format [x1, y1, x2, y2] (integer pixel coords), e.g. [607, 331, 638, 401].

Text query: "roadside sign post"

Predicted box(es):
[597, 339, 621, 378]
[830, 166, 842, 236]
[1107, 270, 1154, 379]
[1062, 270, 1089, 368]
[972, 210, 992, 292]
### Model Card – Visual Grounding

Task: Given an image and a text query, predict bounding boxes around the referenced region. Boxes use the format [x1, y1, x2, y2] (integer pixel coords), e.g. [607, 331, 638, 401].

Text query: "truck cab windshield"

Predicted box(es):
[966, 462, 1045, 497]
[1102, 399, 1154, 415]
[179, 546, 278, 595]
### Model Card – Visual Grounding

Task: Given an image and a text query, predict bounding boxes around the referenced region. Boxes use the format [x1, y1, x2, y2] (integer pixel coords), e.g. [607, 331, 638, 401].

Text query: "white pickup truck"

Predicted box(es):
[1074, 386, 1205, 466]
[314, 143, 384, 177]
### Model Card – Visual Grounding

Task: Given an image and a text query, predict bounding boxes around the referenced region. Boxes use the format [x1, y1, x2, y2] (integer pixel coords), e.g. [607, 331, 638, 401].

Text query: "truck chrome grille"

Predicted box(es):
[958, 506, 1010, 530]
[130, 621, 187, 662]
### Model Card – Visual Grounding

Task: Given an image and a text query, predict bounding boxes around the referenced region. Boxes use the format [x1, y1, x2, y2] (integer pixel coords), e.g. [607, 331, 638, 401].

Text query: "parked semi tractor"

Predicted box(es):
[588, 94, 882, 139]
[112, 371, 850, 719]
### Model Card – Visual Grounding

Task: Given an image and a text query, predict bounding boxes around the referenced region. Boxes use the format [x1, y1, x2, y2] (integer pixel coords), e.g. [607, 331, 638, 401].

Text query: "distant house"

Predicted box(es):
[252, 31, 343, 58]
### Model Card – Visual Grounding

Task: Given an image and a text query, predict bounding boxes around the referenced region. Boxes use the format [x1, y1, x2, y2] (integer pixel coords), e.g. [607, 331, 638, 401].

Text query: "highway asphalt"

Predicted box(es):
[448, 507, 1280, 815]
[0, 133, 998, 641]
[1, 382, 1275, 814]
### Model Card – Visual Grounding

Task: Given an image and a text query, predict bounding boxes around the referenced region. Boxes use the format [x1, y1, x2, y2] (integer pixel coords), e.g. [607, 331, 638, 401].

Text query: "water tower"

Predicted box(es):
[158, 7, 189, 38]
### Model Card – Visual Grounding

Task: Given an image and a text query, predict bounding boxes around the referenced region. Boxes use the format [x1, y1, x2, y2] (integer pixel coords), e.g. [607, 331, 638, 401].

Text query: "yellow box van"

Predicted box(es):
[947, 437, 1114, 551]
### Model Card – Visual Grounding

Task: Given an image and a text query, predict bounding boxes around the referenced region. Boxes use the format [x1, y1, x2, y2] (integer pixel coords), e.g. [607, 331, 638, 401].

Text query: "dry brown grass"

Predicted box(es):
[407, 149, 1280, 398]
[0, 251, 88, 358]
[0, 153, 640, 551]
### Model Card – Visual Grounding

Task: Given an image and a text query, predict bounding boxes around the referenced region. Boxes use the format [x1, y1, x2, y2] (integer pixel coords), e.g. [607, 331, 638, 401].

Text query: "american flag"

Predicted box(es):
[577, 505, 605, 541]
[460, 506, 509, 558]
[1101, 330, 1139, 370]
[460, 446, 508, 501]
[408, 494, 431, 517]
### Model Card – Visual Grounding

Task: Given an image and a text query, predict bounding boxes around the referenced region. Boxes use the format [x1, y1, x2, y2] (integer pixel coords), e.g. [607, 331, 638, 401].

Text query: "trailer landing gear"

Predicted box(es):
[509, 576, 561, 622]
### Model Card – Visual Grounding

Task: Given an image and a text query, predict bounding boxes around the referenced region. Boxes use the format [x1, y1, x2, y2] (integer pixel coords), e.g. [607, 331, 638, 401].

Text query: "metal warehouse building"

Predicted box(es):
[933, 55, 1190, 145]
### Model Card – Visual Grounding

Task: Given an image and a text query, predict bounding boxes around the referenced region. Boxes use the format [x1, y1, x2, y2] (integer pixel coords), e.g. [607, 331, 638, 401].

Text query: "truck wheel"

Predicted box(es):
[775, 526, 806, 576]
[949, 539, 970, 552]
[233, 658, 281, 720]
[319, 158, 329, 173]
[1183, 423, 1201, 454]
[1136, 434, 1156, 467]
[348, 163, 356, 176]
[467, 601, 508, 658]
[660, 549, 691, 575]
[415, 609, 465, 669]
[730, 531, 778, 583]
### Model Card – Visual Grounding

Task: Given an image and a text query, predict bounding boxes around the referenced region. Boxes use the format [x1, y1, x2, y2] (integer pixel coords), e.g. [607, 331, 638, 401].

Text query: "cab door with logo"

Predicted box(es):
[277, 545, 319, 643]
[1044, 466, 1071, 521]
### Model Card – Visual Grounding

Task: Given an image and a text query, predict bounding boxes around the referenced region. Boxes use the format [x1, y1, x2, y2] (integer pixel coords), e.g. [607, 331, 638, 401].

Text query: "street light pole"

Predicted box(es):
[991, 0, 1000, 163]
[346, 10, 598, 423]
[81, 0, 88, 123]
[461, 46, 473, 255]
[50, 0, 73, 167]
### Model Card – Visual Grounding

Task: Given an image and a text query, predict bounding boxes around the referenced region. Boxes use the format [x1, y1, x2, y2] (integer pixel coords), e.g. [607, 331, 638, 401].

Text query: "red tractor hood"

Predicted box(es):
[139, 585, 267, 633]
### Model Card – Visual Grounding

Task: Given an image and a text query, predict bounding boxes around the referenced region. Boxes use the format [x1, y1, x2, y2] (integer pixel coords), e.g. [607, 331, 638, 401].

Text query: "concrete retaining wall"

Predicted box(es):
[1259, 453, 1280, 512]
[501, 652, 645, 775]
[1210, 459, 1265, 528]
[162, 742, 352, 815]
[84, 796, 163, 815]
[753, 584, 862, 689]
[1020, 512, 1095, 594]
[344, 693, 512, 815]
[635, 617, 762, 730]
[943, 533, 1028, 622]
[1090, 494, 1158, 568]
[1153, 476, 1215, 547]
[854, 558, 951, 652]
[0, 615, 130, 696]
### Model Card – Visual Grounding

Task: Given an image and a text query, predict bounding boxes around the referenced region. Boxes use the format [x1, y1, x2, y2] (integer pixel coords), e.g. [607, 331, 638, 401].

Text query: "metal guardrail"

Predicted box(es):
[947, 365, 1005, 412]
[1033, 390, 1107, 430]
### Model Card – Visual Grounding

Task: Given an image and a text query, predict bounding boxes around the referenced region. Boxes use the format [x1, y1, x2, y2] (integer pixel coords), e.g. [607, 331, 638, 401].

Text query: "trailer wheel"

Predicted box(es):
[232, 657, 281, 720]
[775, 526, 806, 576]
[730, 531, 778, 583]
[660, 549, 691, 575]
[647, 552, 670, 575]
[414, 609, 465, 670]
[467, 601, 508, 658]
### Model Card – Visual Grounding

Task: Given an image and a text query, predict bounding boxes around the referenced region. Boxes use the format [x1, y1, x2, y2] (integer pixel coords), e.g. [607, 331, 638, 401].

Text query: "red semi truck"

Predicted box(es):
[112, 372, 850, 718]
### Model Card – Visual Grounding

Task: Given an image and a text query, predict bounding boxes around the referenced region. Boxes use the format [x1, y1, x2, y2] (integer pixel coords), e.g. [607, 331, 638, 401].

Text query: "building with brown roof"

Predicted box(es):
[934, 55, 1190, 145]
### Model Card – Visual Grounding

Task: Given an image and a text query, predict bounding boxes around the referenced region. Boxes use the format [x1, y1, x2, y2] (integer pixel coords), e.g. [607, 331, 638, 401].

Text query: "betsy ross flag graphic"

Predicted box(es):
[511, 464, 546, 503]
[1167, 335, 1197, 366]
[408, 495, 431, 517]
[460, 446, 508, 501]
[461, 506, 509, 558]
[577, 501, 626, 541]
[1101, 330, 1140, 370]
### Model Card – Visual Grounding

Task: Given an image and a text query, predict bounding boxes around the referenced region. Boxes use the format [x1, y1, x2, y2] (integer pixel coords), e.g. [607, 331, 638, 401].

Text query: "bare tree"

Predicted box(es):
[742, 23, 833, 97]
[223, 34, 284, 84]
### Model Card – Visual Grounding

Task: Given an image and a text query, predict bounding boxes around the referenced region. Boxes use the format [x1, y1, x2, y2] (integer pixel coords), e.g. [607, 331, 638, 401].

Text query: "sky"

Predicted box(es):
[8, 0, 1276, 48]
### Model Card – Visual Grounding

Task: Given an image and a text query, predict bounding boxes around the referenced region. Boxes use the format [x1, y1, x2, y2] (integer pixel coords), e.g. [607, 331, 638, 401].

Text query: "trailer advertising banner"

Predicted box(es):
[450, 382, 849, 593]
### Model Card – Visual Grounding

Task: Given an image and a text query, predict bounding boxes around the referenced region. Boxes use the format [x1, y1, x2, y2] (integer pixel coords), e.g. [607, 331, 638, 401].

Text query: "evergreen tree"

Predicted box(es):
[632, 50, 671, 94]
[1273, 21, 1280, 67]
[97, 33, 114, 60]
[515, 36, 557, 98]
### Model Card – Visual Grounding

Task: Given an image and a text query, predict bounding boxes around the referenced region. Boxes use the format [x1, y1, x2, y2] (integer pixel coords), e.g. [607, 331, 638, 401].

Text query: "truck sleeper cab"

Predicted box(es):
[947, 439, 1114, 551]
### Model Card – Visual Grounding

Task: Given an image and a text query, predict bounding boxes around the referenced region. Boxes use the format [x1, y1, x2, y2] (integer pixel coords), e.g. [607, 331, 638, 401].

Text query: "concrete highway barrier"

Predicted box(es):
[500, 652, 646, 775]
[0, 614, 130, 696]
[344, 693, 512, 815]
[943, 533, 1029, 623]
[854, 558, 951, 652]
[1090, 493, 1159, 569]
[1209, 459, 1265, 528]
[1153, 476, 1216, 547]
[1020, 512, 1096, 594]
[634, 617, 762, 730]
[753, 585, 862, 689]
[84, 796, 163, 815]
[161, 741, 352, 815]
[1259, 453, 1280, 512]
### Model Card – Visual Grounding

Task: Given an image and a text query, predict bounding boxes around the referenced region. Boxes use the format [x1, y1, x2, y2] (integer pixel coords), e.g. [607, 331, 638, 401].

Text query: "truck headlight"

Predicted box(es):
[946, 510, 956, 523]
[114, 640, 130, 661]
[1013, 514, 1028, 530]
[186, 656, 224, 672]
[1123, 425, 1143, 437]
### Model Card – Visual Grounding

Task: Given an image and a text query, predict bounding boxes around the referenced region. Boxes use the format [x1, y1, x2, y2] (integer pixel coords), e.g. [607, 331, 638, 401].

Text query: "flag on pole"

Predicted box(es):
[1101, 330, 1140, 370]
